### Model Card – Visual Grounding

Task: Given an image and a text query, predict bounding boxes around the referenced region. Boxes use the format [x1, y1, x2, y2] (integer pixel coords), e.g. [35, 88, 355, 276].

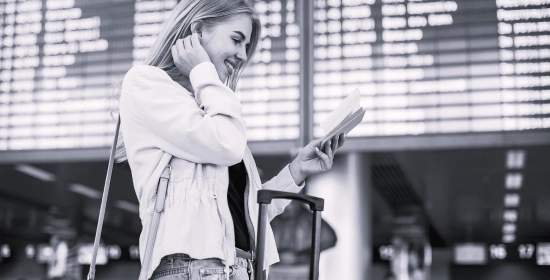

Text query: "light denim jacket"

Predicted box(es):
[120, 63, 305, 280]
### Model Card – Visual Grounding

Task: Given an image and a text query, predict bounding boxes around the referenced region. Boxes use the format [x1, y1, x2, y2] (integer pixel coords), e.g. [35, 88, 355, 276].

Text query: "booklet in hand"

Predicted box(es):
[320, 88, 365, 148]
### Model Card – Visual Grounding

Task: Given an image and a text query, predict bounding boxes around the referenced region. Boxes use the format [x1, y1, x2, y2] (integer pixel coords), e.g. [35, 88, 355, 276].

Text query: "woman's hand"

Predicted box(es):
[289, 133, 346, 185]
[171, 33, 211, 78]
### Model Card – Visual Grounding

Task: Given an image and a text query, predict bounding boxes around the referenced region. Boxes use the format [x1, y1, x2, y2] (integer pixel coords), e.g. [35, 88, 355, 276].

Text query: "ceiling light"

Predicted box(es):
[503, 234, 516, 243]
[115, 200, 139, 214]
[14, 164, 55, 182]
[505, 173, 522, 189]
[108, 245, 121, 260]
[506, 150, 525, 169]
[129, 245, 139, 260]
[503, 210, 518, 223]
[0, 244, 10, 258]
[504, 193, 520, 207]
[35, 244, 54, 264]
[25, 244, 35, 258]
[503, 223, 516, 234]
[69, 183, 101, 199]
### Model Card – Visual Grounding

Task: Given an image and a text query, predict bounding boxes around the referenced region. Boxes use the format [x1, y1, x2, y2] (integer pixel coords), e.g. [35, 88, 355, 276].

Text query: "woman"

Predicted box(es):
[116, 0, 345, 279]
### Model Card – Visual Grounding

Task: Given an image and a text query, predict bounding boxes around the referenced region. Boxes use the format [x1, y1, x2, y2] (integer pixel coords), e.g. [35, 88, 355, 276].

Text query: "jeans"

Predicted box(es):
[149, 253, 250, 280]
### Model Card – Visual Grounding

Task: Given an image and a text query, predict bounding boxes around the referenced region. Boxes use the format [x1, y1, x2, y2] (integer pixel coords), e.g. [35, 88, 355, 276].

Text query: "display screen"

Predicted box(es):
[0, 0, 299, 153]
[236, 0, 301, 141]
[537, 242, 550, 266]
[313, 0, 550, 138]
[0, 0, 170, 151]
[77, 243, 107, 265]
[1, 0, 549, 153]
[454, 243, 488, 265]
[237, 0, 300, 141]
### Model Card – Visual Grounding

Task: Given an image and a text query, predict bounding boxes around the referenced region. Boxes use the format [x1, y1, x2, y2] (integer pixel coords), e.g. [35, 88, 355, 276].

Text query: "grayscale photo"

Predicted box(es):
[0, 0, 549, 279]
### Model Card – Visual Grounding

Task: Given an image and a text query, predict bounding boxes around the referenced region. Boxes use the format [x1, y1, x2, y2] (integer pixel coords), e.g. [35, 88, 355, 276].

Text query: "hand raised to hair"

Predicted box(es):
[171, 33, 211, 78]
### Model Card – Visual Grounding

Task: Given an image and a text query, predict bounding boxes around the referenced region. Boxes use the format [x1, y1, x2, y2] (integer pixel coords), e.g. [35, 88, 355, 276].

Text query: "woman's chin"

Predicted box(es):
[216, 70, 228, 83]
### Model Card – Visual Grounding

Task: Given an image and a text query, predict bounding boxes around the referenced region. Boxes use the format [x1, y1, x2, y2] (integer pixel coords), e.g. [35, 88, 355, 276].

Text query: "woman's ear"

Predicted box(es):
[190, 21, 203, 38]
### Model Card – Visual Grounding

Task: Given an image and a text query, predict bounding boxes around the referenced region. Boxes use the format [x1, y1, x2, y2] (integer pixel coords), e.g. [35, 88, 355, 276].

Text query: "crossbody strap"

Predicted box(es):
[139, 163, 171, 280]
[87, 117, 121, 280]
[87, 117, 173, 280]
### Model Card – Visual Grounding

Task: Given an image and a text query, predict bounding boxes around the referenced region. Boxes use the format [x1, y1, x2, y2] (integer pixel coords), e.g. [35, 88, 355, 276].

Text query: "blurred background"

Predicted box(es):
[0, 0, 549, 279]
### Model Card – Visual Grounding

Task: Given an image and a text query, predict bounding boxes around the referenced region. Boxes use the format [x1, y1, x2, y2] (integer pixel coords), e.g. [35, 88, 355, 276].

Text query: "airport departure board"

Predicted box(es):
[0, 0, 299, 152]
[313, 0, 550, 138]
[0, 0, 549, 153]
[0, 0, 175, 151]
[236, 0, 301, 141]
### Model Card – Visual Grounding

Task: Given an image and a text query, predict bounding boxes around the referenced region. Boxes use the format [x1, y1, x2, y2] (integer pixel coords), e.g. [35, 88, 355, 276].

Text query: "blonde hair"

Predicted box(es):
[112, 0, 261, 163]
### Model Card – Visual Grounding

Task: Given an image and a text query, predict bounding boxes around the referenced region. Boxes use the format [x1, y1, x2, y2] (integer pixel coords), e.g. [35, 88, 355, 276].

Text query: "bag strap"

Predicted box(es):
[138, 163, 171, 280]
[87, 117, 121, 280]
[87, 117, 173, 280]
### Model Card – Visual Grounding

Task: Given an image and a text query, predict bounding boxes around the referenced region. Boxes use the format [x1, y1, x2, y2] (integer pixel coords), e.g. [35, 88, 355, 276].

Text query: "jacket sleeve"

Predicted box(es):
[261, 164, 306, 221]
[122, 63, 247, 166]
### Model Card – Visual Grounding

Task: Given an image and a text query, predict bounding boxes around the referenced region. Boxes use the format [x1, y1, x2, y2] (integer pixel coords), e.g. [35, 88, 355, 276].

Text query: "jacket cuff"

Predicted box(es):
[277, 164, 306, 191]
[189, 61, 219, 103]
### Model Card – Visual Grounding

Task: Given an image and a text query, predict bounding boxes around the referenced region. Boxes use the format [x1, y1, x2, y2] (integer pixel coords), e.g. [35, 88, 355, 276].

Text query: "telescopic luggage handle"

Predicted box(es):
[255, 190, 325, 280]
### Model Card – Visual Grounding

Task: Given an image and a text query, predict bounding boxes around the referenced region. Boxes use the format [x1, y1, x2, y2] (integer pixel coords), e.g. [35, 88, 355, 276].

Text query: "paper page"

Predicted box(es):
[320, 88, 361, 134]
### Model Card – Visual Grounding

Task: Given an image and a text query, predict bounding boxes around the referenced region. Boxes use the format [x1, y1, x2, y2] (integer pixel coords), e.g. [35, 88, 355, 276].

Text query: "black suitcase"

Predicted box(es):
[254, 189, 325, 280]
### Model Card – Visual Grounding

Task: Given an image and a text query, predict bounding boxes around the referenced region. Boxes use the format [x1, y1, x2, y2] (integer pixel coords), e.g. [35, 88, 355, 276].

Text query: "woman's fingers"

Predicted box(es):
[183, 35, 192, 50]
[172, 34, 210, 78]
[338, 133, 346, 148]
[171, 44, 179, 60]
[324, 140, 333, 159]
[308, 137, 324, 149]
[331, 135, 339, 157]
[191, 33, 201, 47]
[176, 38, 184, 56]
[314, 147, 331, 169]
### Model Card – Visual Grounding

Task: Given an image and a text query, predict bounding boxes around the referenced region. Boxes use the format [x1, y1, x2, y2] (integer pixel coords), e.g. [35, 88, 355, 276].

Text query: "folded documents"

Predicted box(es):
[320, 88, 365, 148]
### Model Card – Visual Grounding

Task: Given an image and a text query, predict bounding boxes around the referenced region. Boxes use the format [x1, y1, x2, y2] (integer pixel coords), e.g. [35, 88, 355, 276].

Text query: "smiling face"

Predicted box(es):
[199, 14, 253, 83]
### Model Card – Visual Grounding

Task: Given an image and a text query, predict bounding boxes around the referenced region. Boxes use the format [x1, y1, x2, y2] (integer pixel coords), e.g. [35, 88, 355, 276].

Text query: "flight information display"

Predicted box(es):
[0, 0, 299, 153]
[0, 0, 169, 151]
[236, 0, 301, 141]
[312, 0, 550, 138]
[1, 0, 549, 153]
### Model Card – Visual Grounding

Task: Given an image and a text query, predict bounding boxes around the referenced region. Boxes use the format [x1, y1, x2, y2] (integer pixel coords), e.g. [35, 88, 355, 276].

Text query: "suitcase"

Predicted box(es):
[255, 189, 325, 280]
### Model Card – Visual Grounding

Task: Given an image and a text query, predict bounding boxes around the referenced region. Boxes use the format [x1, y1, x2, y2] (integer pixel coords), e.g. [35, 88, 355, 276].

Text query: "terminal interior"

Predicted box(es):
[1, 0, 550, 279]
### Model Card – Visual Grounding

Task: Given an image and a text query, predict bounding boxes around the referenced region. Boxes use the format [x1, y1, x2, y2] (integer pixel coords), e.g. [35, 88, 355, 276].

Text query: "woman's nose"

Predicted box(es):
[235, 46, 247, 63]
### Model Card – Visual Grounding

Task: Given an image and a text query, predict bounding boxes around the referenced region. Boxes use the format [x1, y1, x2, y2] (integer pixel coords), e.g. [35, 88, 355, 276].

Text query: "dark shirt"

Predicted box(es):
[227, 160, 250, 251]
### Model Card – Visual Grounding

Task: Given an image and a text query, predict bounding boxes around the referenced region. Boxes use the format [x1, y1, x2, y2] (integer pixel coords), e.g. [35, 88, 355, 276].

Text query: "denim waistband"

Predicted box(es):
[161, 253, 250, 269]
[161, 253, 191, 260]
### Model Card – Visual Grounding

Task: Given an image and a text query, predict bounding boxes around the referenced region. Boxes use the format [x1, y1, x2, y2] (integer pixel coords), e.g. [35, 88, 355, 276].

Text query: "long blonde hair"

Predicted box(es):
[112, 0, 261, 163]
